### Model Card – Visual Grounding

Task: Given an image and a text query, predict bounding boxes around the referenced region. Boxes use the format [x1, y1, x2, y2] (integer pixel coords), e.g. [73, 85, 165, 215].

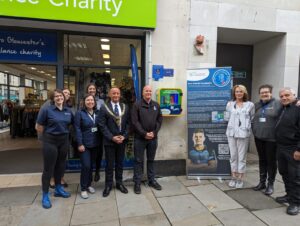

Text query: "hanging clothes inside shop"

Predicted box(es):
[11, 106, 39, 138]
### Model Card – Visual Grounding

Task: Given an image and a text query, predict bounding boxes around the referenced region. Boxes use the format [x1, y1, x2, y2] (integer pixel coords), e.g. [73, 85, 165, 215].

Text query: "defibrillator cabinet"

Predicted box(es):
[156, 88, 183, 116]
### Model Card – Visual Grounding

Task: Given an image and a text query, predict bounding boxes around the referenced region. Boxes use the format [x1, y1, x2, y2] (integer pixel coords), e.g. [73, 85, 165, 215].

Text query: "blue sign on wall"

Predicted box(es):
[0, 31, 57, 62]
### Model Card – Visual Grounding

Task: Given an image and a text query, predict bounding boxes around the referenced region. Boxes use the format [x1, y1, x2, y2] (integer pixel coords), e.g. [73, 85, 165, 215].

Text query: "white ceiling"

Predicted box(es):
[217, 27, 285, 45]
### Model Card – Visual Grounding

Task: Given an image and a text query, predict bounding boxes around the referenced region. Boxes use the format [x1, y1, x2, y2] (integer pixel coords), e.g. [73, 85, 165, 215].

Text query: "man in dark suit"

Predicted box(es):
[99, 87, 130, 197]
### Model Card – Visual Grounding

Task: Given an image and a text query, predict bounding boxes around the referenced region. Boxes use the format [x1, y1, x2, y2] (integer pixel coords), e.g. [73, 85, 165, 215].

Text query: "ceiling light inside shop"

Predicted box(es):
[103, 54, 110, 59]
[105, 70, 111, 73]
[74, 56, 93, 61]
[101, 44, 110, 50]
[52, 76, 56, 79]
[29, 67, 37, 70]
[38, 71, 45, 74]
[45, 73, 51, 76]
[104, 61, 110, 65]
[4, 70, 9, 73]
[101, 38, 110, 42]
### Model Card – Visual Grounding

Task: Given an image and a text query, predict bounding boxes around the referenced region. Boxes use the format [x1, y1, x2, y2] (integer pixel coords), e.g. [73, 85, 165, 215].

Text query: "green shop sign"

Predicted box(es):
[0, 0, 157, 28]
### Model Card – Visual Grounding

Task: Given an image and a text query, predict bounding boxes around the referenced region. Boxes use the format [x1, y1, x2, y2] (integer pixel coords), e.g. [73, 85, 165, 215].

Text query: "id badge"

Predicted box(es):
[91, 127, 98, 133]
[259, 117, 266, 122]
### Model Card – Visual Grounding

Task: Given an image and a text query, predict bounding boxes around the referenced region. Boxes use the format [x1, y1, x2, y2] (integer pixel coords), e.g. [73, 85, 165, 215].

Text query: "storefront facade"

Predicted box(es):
[1, 0, 300, 175]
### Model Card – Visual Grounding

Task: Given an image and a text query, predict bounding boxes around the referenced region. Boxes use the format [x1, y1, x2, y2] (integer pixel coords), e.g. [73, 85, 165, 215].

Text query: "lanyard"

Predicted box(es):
[87, 111, 96, 124]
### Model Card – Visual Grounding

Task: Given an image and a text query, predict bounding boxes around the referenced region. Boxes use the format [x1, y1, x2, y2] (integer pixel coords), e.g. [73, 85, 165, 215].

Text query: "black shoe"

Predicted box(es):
[94, 172, 100, 182]
[253, 182, 266, 191]
[102, 186, 112, 197]
[264, 183, 274, 196]
[148, 181, 162, 190]
[287, 204, 300, 215]
[116, 184, 128, 194]
[275, 195, 289, 204]
[49, 184, 55, 189]
[62, 182, 68, 188]
[134, 184, 141, 194]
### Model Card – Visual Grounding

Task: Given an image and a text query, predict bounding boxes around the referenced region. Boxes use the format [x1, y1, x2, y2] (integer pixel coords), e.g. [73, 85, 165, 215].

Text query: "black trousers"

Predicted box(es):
[80, 146, 97, 191]
[95, 136, 103, 172]
[277, 145, 300, 205]
[133, 138, 157, 185]
[254, 138, 277, 183]
[42, 133, 69, 193]
[104, 143, 125, 187]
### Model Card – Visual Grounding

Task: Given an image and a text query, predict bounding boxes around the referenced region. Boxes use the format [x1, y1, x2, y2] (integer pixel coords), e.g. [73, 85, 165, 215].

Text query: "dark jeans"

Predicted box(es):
[133, 138, 157, 185]
[104, 143, 125, 187]
[277, 145, 300, 205]
[80, 146, 97, 191]
[254, 138, 277, 183]
[95, 136, 103, 172]
[42, 133, 69, 193]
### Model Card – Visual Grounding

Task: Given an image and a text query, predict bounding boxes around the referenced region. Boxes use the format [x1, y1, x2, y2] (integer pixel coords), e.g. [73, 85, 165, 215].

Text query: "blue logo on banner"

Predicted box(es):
[0, 31, 57, 62]
[212, 69, 231, 87]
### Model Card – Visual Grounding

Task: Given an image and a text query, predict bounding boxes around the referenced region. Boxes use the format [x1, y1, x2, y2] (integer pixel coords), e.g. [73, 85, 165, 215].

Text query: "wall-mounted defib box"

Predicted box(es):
[156, 88, 183, 116]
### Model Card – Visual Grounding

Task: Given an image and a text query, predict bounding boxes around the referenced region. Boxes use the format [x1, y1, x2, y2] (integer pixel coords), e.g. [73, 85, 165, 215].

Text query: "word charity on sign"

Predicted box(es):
[6, 0, 123, 17]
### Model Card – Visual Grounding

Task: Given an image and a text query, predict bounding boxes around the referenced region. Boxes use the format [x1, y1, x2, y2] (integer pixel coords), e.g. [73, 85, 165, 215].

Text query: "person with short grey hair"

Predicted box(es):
[275, 87, 300, 215]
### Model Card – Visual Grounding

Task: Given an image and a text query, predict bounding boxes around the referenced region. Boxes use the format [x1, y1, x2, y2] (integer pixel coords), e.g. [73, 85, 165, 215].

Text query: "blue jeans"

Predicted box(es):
[80, 146, 97, 191]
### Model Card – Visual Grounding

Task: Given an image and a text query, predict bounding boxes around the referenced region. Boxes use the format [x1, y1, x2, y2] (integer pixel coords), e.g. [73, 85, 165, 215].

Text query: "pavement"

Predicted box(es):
[0, 153, 299, 226]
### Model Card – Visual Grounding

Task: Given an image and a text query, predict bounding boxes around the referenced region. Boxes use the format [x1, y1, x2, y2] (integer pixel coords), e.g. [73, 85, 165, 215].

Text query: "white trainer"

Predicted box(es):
[81, 191, 89, 199]
[235, 180, 244, 189]
[228, 179, 236, 188]
[87, 186, 95, 194]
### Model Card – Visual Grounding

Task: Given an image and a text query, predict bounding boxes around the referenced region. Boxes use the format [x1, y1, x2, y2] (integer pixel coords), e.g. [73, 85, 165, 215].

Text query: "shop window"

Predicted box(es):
[9, 87, 19, 101]
[64, 35, 141, 67]
[0, 72, 8, 85]
[9, 75, 20, 86]
[25, 79, 33, 87]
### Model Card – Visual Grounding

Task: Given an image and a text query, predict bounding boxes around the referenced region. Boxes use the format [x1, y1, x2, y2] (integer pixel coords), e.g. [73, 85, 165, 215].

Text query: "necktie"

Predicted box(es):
[114, 104, 119, 116]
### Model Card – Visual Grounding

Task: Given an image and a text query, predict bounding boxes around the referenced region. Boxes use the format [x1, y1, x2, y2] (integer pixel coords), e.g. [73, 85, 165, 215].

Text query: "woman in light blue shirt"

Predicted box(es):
[225, 85, 255, 188]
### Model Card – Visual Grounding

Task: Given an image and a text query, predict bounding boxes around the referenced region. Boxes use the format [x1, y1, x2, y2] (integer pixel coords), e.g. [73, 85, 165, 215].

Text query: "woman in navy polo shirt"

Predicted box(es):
[36, 89, 73, 209]
[74, 94, 100, 199]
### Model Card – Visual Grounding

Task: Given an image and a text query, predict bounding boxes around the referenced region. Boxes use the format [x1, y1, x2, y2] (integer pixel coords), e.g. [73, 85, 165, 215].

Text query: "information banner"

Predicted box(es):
[0, 31, 57, 62]
[187, 67, 232, 179]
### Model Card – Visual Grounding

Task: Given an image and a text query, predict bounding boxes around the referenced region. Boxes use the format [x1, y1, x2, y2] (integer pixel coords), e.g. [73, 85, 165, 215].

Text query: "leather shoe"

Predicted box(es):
[116, 184, 128, 194]
[275, 195, 289, 204]
[148, 181, 162, 190]
[134, 184, 141, 194]
[287, 204, 300, 215]
[253, 182, 266, 191]
[102, 186, 112, 197]
[94, 172, 100, 182]
[264, 183, 274, 196]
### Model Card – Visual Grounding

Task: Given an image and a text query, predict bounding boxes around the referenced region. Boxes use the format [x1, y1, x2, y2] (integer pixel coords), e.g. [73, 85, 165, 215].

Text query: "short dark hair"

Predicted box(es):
[86, 83, 97, 94]
[50, 89, 65, 104]
[82, 94, 97, 110]
[258, 84, 273, 94]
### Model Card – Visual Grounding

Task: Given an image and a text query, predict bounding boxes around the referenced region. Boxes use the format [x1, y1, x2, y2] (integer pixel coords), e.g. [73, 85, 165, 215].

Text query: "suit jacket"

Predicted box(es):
[98, 102, 130, 146]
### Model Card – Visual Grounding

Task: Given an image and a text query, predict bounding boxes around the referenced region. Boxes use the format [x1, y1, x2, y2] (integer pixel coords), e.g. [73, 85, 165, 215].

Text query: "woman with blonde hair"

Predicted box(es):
[225, 85, 255, 188]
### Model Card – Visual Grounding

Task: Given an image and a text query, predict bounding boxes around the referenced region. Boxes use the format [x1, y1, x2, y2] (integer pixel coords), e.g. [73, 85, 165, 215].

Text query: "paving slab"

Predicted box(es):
[253, 207, 300, 226]
[189, 184, 242, 212]
[71, 198, 119, 226]
[77, 221, 120, 226]
[211, 179, 237, 191]
[116, 186, 162, 218]
[226, 188, 282, 211]
[214, 208, 267, 226]
[19, 184, 78, 226]
[157, 194, 208, 223]
[172, 212, 221, 226]
[0, 186, 39, 206]
[151, 176, 190, 197]
[0, 205, 30, 226]
[120, 213, 170, 226]
[177, 175, 211, 187]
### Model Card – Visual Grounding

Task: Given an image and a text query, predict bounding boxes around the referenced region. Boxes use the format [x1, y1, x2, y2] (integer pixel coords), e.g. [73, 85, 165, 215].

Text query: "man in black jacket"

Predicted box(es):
[99, 87, 130, 197]
[275, 87, 300, 215]
[131, 85, 163, 194]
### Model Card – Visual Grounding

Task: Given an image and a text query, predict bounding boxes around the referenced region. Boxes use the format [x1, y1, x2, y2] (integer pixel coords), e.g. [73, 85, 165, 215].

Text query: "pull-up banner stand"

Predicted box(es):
[187, 67, 232, 179]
